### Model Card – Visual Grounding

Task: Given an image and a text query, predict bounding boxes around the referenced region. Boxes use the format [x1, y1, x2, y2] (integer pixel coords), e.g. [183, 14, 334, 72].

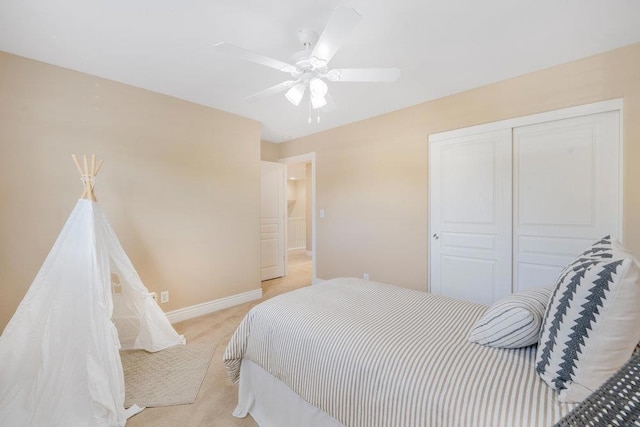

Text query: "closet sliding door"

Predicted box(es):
[512, 111, 620, 292]
[429, 130, 512, 305]
[429, 103, 621, 305]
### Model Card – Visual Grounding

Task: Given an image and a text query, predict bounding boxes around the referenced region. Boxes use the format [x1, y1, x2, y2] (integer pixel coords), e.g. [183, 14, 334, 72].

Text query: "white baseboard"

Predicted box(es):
[288, 248, 306, 255]
[165, 288, 263, 324]
[305, 250, 313, 257]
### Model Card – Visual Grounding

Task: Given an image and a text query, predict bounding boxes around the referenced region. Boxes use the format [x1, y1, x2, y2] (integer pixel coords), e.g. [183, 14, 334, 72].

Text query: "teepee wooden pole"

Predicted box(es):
[71, 154, 83, 175]
[71, 153, 101, 202]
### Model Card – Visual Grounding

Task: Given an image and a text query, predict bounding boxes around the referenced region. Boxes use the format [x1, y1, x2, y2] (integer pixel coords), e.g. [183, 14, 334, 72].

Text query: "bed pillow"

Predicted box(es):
[468, 287, 553, 349]
[536, 236, 640, 403]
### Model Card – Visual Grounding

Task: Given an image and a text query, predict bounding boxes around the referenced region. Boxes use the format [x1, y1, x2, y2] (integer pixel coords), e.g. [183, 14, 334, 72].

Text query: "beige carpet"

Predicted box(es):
[126, 253, 312, 426]
[122, 342, 217, 407]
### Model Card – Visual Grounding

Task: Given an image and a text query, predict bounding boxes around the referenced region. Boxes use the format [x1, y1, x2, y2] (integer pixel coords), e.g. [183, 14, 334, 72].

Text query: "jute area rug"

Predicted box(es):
[121, 342, 217, 408]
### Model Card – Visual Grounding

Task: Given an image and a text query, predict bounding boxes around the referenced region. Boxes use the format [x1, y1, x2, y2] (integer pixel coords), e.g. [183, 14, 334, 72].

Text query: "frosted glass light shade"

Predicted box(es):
[285, 83, 305, 106]
[309, 77, 328, 109]
[309, 77, 328, 97]
[311, 94, 327, 109]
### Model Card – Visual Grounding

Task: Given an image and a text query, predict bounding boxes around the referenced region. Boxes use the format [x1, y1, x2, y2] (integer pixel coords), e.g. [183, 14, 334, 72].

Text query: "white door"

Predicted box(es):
[430, 129, 513, 305]
[261, 161, 285, 281]
[512, 111, 620, 291]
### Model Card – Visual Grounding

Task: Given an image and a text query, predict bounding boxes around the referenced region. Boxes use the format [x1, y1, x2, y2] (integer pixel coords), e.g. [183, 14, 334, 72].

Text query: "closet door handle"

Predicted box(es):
[433, 233, 439, 240]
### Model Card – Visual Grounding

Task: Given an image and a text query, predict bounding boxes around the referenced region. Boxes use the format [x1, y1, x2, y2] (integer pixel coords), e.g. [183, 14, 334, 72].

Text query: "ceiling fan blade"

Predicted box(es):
[328, 68, 401, 82]
[244, 81, 296, 102]
[311, 7, 361, 64]
[213, 42, 296, 73]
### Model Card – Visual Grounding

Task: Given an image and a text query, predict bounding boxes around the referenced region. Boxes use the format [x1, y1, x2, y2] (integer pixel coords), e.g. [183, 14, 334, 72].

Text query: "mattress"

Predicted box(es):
[224, 277, 577, 426]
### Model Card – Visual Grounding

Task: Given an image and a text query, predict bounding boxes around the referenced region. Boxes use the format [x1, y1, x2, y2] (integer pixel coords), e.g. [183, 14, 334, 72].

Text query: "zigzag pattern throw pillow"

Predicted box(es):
[536, 236, 640, 403]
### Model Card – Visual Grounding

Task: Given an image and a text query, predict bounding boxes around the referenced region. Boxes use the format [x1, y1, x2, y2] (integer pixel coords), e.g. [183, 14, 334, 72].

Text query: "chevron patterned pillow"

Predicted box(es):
[536, 236, 640, 403]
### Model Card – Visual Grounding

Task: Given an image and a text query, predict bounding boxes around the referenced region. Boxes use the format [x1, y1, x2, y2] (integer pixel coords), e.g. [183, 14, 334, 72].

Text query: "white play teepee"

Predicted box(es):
[0, 155, 185, 426]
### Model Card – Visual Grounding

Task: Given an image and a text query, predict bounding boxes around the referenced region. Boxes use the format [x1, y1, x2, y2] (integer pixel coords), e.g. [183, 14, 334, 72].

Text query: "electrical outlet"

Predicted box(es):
[160, 291, 169, 304]
[363, 273, 369, 281]
[150, 292, 157, 302]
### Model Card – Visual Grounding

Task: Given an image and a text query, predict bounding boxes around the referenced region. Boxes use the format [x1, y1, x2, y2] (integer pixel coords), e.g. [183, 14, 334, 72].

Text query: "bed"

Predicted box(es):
[224, 277, 578, 427]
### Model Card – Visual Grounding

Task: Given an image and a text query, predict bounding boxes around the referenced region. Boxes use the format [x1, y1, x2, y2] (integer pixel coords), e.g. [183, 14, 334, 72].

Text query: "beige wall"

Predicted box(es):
[287, 180, 306, 219]
[261, 140, 280, 161]
[0, 52, 262, 331]
[279, 42, 640, 291]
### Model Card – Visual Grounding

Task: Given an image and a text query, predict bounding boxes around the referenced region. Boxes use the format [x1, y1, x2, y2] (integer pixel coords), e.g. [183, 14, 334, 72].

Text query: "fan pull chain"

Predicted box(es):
[308, 95, 312, 124]
[317, 109, 321, 123]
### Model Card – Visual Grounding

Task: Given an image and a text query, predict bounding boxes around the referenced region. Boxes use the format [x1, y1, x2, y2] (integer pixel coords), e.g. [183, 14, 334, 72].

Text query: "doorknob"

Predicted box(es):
[433, 233, 439, 240]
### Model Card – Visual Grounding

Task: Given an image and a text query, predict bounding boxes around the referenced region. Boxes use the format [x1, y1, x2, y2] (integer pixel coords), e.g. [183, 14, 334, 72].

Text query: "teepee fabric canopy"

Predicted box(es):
[0, 155, 185, 426]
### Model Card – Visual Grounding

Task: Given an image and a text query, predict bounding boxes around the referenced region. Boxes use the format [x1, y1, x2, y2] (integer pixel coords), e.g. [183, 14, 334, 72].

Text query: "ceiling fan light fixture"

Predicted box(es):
[311, 93, 327, 109]
[309, 77, 328, 97]
[285, 83, 305, 106]
[309, 77, 328, 109]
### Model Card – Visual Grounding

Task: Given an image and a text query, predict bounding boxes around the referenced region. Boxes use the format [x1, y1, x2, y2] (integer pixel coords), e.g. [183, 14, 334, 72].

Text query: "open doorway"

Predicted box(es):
[260, 152, 316, 298]
[284, 160, 312, 285]
[281, 152, 316, 285]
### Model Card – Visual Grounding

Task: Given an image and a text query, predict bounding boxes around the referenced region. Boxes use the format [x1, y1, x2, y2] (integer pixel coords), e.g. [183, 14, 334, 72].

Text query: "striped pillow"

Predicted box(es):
[536, 236, 640, 403]
[468, 287, 553, 348]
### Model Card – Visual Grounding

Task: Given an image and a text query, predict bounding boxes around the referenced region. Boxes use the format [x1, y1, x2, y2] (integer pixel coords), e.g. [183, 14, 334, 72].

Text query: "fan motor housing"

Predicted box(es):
[291, 50, 312, 70]
[291, 29, 319, 72]
[297, 29, 318, 48]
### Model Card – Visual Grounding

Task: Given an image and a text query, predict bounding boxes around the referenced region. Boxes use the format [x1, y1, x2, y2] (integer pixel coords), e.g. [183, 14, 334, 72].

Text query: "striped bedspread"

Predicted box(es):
[224, 278, 577, 426]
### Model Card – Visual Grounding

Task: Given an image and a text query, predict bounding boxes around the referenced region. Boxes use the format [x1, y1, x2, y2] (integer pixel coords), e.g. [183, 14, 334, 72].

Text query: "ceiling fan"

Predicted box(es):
[213, 6, 400, 119]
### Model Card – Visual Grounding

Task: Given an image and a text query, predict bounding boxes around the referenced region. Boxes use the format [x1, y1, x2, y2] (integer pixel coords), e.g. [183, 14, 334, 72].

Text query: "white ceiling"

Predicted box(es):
[1, 1, 639, 143]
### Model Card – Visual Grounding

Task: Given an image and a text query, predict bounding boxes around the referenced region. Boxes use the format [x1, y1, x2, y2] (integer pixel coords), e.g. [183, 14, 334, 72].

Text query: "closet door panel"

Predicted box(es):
[430, 130, 512, 305]
[513, 111, 620, 292]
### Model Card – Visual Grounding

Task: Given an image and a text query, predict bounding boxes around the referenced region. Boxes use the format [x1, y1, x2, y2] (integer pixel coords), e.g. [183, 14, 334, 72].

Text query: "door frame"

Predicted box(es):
[279, 152, 318, 283]
[427, 98, 624, 292]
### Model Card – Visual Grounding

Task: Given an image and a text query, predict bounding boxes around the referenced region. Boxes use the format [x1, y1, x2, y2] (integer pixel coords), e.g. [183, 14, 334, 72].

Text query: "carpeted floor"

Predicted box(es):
[126, 253, 312, 427]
